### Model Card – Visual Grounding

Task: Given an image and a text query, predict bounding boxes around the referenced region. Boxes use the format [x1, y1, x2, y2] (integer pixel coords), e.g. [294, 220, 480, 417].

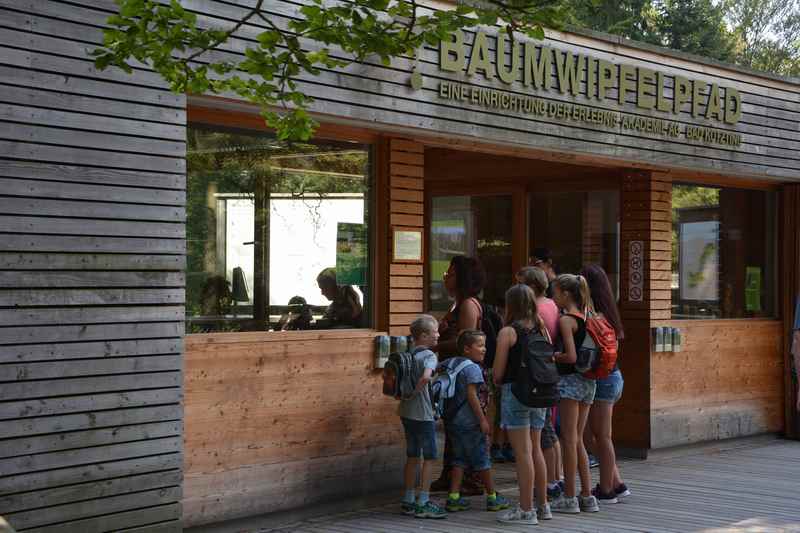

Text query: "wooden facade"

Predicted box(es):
[0, 1, 185, 531]
[2, 0, 800, 530]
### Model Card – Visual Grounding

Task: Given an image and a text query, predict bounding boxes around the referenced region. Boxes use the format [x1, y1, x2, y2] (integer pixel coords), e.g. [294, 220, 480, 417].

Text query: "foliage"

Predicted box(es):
[724, 0, 800, 76]
[92, 0, 570, 141]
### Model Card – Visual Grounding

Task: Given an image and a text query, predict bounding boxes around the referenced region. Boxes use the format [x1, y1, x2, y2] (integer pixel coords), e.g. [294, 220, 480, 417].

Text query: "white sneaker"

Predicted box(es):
[497, 505, 538, 525]
[551, 495, 580, 514]
[537, 503, 552, 520]
[579, 495, 600, 512]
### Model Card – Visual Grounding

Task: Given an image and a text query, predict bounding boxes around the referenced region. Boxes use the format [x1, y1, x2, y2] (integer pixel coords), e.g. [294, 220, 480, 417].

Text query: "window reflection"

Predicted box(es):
[186, 126, 371, 332]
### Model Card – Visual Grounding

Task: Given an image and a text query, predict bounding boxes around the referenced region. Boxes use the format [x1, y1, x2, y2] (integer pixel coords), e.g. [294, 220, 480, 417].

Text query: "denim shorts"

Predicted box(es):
[401, 418, 437, 460]
[446, 424, 491, 471]
[558, 373, 596, 404]
[541, 408, 557, 449]
[500, 383, 547, 431]
[595, 369, 624, 403]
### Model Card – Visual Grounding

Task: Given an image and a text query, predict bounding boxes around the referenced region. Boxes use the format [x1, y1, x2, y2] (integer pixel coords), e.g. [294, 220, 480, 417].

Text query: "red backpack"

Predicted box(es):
[582, 312, 618, 379]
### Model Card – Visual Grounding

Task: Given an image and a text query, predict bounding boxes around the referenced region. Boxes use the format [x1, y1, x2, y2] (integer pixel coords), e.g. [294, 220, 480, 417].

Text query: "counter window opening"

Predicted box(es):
[186, 124, 373, 333]
[671, 182, 777, 319]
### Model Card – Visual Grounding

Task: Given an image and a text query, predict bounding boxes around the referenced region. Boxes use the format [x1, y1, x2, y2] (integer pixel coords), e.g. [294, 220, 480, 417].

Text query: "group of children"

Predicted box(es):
[396, 263, 628, 526]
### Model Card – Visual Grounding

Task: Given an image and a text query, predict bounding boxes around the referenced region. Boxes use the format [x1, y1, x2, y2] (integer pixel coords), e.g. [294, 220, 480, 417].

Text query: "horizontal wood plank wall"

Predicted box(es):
[649, 320, 784, 448]
[0, 1, 184, 531]
[616, 171, 672, 451]
[182, 0, 798, 180]
[389, 139, 424, 336]
[182, 330, 402, 526]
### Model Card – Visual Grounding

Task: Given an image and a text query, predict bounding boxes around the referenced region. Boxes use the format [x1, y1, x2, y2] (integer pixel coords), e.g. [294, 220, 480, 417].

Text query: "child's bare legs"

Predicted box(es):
[449, 465, 464, 494]
[590, 400, 620, 493]
[559, 398, 580, 498]
[530, 428, 547, 507]
[420, 459, 436, 493]
[404, 457, 420, 492]
[576, 402, 592, 497]
[506, 427, 534, 511]
[477, 468, 496, 495]
[544, 445, 557, 484]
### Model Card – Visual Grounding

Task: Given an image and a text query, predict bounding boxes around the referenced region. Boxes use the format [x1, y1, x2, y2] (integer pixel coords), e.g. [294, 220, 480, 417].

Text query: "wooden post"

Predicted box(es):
[388, 139, 425, 335]
[781, 184, 800, 440]
[616, 171, 672, 452]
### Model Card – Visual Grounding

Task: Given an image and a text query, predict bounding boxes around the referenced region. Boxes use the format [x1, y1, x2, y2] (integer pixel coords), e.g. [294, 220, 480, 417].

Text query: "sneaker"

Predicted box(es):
[537, 503, 552, 520]
[486, 493, 510, 511]
[446, 496, 471, 512]
[615, 483, 631, 499]
[550, 495, 580, 514]
[588, 453, 600, 468]
[430, 471, 450, 492]
[497, 505, 538, 525]
[415, 500, 447, 519]
[547, 483, 562, 500]
[501, 443, 516, 463]
[491, 444, 505, 463]
[401, 501, 417, 515]
[579, 494, 600, 512]
[592, 484, 619, 504]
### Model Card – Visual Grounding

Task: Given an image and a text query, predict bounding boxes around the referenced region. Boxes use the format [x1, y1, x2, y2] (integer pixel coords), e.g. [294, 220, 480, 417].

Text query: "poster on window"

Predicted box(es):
[679, 221, 719, 301]
[336, 222, 367, 286]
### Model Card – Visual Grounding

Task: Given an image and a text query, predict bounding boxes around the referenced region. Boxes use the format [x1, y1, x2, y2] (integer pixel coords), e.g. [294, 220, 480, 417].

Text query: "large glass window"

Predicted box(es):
[529, 190, 620, 296]
[671, 183, 776, 319]
[187, 125, 371, 333]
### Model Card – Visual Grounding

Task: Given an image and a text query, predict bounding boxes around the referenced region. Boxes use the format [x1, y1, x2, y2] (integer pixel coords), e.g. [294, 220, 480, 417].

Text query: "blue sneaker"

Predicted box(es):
[501, 443, 516, 463]
[588, 453, 600, 468]
[415, 500, 447, 519]
[486, 492, 510, 511]
[547, 482, 562, 500]
[446, 495, 471, 512]
[401, 501, 416, 515]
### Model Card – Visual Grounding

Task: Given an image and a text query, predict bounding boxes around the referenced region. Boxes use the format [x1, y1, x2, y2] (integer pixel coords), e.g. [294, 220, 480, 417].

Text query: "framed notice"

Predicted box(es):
[393, 227, 423, 263]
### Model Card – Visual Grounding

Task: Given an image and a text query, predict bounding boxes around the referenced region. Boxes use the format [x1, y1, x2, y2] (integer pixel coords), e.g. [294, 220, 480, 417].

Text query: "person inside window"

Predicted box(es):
[530, 248, 558, 299]
[315, 268, 363, 328]
[277, 295, 313, 331]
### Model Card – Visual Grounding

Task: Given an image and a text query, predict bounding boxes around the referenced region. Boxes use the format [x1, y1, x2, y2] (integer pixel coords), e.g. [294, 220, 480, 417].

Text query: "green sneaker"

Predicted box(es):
[401, 501, 416, 515]
[486, 492, 510, 511]
[415, 500, 447, 519]
[446, 496, 471, 512]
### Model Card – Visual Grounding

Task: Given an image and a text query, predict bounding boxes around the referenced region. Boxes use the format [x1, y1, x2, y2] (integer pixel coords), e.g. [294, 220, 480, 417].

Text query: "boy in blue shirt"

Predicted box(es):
[443, 329, 510, 513]
[399, 315, 447, 519]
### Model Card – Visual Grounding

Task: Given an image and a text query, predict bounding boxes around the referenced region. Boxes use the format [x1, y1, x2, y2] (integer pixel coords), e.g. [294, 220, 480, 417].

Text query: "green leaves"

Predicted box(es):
[92, 0, 565, 141]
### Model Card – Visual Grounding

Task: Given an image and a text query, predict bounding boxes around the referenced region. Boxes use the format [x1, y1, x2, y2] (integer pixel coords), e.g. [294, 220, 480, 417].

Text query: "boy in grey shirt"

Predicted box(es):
[399, 315, 446, 519]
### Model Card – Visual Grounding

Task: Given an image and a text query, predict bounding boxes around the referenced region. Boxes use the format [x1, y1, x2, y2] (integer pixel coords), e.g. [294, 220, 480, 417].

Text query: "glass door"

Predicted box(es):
[429, 194, 515, 312]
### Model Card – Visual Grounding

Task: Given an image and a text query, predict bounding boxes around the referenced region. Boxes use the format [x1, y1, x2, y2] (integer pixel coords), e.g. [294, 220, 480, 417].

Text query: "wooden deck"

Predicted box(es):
[258, 438, 800, 533]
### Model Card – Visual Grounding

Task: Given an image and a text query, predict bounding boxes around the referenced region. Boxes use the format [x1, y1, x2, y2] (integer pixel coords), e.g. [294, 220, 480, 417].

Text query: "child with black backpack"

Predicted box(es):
[398, 315, 447, 519]
[440, 329, 510, 514]
[492, 284, 558, 525]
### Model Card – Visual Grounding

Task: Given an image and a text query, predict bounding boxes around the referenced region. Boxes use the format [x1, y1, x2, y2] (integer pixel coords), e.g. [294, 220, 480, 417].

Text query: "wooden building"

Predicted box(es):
[1, 0, 799, 531]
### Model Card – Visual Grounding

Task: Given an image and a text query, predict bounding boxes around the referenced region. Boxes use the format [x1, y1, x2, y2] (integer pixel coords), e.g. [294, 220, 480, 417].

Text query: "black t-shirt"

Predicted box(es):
[546, 279, 556, 299]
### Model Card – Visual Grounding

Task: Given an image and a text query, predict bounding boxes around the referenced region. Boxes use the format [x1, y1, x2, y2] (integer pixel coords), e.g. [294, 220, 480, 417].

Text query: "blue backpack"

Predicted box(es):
[429, 359, 478, 420]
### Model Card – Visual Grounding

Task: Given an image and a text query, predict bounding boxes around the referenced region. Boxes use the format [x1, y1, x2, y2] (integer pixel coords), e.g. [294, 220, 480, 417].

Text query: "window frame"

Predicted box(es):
[185, 106, 384, 334]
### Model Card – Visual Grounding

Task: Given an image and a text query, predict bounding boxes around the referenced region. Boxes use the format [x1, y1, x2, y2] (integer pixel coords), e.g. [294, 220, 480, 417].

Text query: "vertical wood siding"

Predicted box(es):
[0, 1, 185, 531]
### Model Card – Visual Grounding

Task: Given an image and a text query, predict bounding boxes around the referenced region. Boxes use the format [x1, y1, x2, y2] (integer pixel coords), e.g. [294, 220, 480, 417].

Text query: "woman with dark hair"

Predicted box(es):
[430, 255, 486, 493]
[579, 264, 630, 504]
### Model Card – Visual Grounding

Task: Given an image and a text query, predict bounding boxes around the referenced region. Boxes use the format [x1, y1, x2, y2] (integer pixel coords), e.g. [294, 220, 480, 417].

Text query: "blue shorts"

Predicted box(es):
[446, 424, 491, 471]
[500, 383, 547, 431]
[558, 373, 596, 404]
[595, 369, 624, 403]
[401, 418, 437, 460]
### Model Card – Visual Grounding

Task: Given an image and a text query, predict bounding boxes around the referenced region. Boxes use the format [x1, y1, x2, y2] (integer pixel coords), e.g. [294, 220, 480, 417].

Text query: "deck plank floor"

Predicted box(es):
[265, 439, 800, 533]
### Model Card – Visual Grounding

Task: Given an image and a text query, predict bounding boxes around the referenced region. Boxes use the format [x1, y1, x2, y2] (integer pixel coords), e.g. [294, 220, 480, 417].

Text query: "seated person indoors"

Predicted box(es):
[443, 329, 510, 514]
[276, 296, 313, 331]
[315, 268, 363, 328]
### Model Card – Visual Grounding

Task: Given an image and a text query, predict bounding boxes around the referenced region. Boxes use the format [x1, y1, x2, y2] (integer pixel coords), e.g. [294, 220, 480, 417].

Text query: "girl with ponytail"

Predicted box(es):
[550, 274, 600, 514]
